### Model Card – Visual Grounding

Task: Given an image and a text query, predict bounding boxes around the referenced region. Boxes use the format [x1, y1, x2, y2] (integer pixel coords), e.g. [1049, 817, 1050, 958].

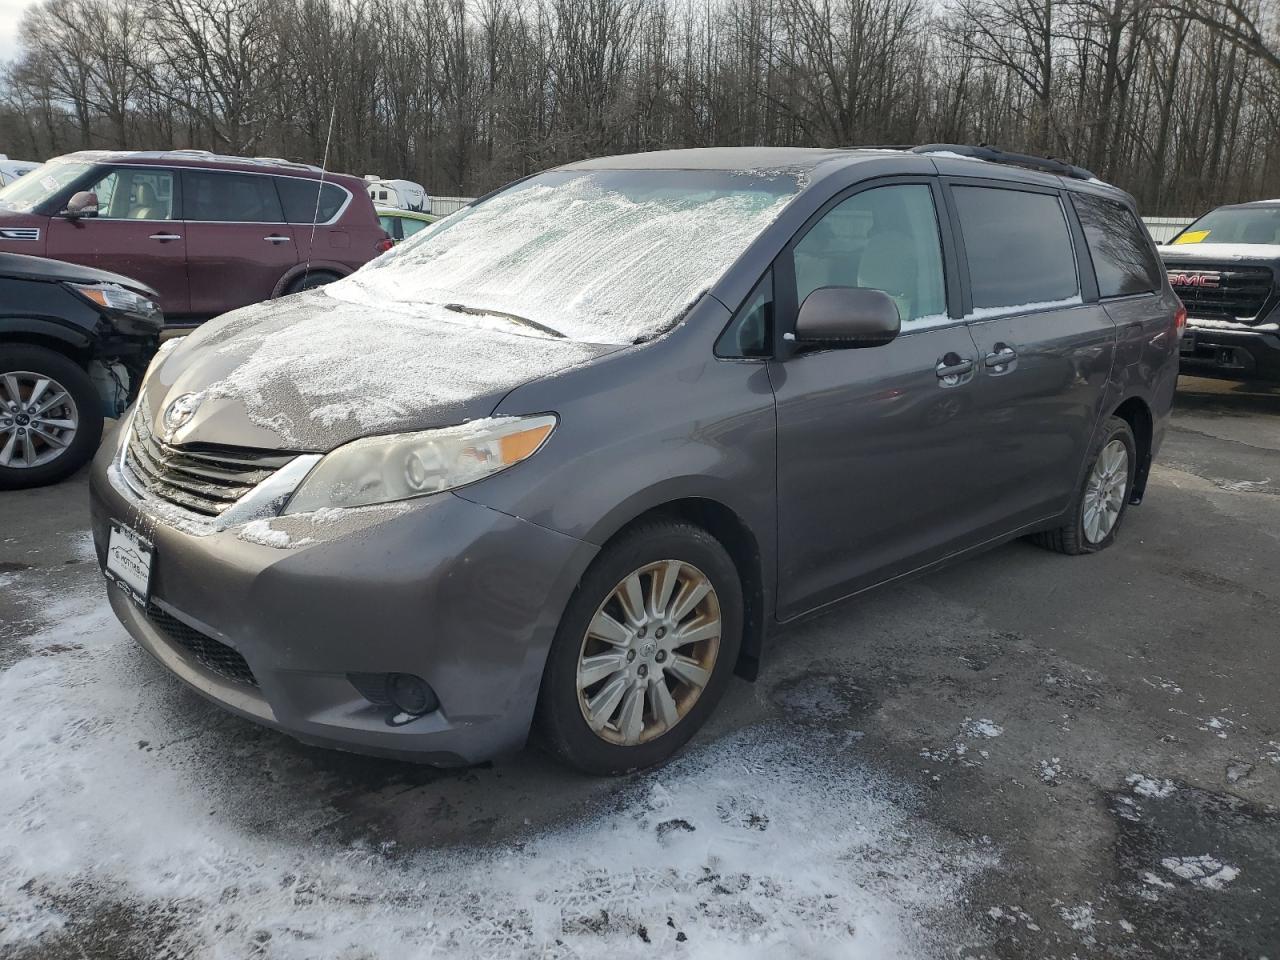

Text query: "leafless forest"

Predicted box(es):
[0, 0, 1277, 213]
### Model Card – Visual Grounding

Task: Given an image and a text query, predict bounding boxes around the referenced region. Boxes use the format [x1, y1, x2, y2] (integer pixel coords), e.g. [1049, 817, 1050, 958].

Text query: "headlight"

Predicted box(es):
[283, 415, 556, 513]
[69, 281, 159, 317]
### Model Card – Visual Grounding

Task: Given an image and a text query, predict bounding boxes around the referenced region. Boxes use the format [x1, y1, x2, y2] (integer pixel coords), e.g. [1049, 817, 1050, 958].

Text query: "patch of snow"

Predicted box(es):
[1038, 759, 1062, 785]
[235, 519, 312, 550]
[1160, 241, 1280, 260]
[1142, 675, 1183, 695]
[1187, 316, 1278, 332]
[1198, 715, 1235, 738]
[0, 580, 992, 959]
[1059, 904, 1096, 931]
[1141, 871, 1175, 889]
[961, 718, 1004, 739]
[1127, 774, 1176, 799]
[964, 296, 1082, 322]
[1160, 855, 1240, 890]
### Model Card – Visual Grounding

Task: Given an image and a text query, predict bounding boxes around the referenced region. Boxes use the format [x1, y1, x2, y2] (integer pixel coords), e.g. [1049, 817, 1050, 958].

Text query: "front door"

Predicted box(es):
[44, 165, 190, 314]
[769, 181, 989, 618]
[180, 169, 299, 316]
[946, 182, 1118, 532]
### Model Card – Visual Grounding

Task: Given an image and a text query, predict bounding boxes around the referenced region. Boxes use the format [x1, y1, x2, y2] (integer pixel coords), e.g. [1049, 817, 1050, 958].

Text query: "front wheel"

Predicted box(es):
[1032, 415, 1136, 555]
[536, 521, 743, 775]
[0, 346, 104, 489]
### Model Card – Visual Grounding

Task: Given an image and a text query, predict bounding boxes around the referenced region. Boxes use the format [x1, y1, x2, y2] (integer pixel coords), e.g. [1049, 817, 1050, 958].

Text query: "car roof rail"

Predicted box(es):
[911, 144, 1097, 182]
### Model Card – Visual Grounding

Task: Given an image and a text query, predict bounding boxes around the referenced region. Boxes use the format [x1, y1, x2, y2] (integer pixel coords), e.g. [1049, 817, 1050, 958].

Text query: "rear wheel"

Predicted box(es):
[284, 270, 340, 295]
[536, 521, 743, 775]
[1032, 415, 1136, 555]
[0, 345, 103, 489]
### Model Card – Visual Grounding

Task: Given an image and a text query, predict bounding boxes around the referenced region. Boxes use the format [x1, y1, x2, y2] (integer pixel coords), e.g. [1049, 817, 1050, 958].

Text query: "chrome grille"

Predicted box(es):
[1164, 262, 1276, 322]
[124, 407, 295, 517]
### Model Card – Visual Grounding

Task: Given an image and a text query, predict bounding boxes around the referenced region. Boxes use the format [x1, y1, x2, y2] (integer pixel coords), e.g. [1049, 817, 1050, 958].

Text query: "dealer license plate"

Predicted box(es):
[105, 523, 153, 607]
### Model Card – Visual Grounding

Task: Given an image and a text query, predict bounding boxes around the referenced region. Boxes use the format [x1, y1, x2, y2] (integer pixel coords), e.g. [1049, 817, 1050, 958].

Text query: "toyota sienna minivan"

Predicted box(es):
[90, 145, 1182, 774]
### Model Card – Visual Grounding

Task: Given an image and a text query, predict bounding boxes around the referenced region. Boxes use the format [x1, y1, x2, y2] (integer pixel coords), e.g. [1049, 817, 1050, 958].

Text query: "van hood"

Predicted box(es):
[142, 288, 622, 452]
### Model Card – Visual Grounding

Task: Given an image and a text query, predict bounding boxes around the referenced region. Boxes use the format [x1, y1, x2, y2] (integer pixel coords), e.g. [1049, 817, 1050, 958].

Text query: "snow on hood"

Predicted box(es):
[1158, 242, 1280, 262]
[146, 289, 617, 452]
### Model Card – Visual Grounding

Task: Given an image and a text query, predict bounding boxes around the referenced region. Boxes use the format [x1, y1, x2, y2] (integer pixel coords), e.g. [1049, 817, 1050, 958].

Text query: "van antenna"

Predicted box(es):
[304, 101, 338, 284]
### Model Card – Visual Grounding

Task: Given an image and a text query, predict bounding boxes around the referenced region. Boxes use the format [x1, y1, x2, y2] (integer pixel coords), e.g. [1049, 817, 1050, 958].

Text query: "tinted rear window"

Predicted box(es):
[952, 186, 1078, 311]
[1072, 193, 1161, 297]
[277, 178, 348, 224]
[183, 170, 283, 222]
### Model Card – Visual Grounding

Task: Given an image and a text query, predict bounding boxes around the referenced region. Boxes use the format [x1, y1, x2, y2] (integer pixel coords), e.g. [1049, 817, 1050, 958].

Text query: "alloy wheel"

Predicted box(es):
[0, 371, 79, 469]
[1083, 438, 1128, 543]
[576, 559, 722, 746]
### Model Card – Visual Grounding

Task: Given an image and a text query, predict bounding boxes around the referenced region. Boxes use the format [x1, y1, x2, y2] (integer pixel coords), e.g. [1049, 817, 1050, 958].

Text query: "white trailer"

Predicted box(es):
[364, 176, 431, 214]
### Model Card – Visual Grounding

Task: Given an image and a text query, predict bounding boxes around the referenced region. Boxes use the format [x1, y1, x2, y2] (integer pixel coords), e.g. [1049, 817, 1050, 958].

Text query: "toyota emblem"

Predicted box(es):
[162, 393, 201, 434]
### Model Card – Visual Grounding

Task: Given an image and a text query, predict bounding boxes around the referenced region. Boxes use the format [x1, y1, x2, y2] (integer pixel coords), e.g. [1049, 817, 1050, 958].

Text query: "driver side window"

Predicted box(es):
[792, 184, 947, 325]
[85, 168, 176, 220]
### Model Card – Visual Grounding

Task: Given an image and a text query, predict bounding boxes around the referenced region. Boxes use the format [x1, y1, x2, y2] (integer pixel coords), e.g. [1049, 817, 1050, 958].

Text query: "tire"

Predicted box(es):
[536, 520, 743, 775]
[283, 270, 340, 295]
[0, 345, 104, 489]
[1032, 415, 1137, 555]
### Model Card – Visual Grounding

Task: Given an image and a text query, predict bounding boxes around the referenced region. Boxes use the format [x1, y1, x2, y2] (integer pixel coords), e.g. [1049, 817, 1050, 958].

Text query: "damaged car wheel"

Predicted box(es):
[0, 345, 102, 489]
[1032, 415, 1137, 555]
[536, 521, 743, 775]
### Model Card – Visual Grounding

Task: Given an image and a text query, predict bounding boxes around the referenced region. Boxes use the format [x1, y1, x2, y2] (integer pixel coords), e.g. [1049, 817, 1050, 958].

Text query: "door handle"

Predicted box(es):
[935, 356, 974, 379]
[149, 233, 181, 242]
[984, 346, 1018, 368]
[264, 235, 291, 243]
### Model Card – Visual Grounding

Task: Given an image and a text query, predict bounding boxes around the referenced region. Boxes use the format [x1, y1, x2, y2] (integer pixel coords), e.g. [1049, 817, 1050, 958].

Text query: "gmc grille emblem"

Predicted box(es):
[1167, 271, 1221, 289]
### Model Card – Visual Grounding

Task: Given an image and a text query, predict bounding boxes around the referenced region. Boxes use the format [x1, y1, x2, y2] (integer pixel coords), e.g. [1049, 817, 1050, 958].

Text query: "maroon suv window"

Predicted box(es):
[181, 170, 284, 223]
[276, 177, 347, 224]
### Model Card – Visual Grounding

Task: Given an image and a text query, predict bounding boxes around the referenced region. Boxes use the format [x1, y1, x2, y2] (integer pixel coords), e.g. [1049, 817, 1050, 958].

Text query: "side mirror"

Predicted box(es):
[790, 286, 901, 348]
[61, 191, 99, 219]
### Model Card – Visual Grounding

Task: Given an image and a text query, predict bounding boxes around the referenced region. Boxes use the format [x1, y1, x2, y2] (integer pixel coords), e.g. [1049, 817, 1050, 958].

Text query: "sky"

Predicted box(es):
[0, 0, 37, 63]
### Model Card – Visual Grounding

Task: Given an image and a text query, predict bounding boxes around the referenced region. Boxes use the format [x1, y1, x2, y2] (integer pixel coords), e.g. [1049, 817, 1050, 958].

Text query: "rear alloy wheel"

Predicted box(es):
[0, 346, 103, 489]
[1032, 415, 1136, 555]
[538, 521, 742, 774]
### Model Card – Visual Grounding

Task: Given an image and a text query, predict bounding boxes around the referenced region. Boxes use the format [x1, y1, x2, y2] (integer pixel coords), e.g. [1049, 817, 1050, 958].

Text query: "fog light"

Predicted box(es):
[388, 673, 439, 715]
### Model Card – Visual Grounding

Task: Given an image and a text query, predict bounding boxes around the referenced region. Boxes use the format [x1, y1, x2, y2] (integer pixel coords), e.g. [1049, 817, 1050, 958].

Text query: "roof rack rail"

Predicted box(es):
[911, 144, 1097, 182]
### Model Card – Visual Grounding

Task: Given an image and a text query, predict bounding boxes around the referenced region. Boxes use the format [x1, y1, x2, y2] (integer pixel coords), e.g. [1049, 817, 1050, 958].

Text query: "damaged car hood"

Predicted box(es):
[142, 287, 620, 452]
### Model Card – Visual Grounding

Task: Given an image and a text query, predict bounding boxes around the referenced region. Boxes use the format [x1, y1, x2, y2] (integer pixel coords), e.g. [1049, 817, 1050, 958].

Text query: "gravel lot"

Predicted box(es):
[1, 375, 1277, 960]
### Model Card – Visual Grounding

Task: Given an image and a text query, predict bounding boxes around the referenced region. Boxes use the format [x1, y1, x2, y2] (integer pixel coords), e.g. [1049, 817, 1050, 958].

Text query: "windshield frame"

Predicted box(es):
[1169, 205, 1280, 246]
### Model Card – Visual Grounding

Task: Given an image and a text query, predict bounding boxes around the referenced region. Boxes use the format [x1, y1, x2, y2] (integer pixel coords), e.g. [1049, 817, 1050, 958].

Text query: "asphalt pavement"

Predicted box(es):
[0, 375, 1276, 959]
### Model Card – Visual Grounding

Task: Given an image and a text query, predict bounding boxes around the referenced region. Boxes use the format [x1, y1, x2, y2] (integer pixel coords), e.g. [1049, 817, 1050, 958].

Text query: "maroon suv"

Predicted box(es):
[0, 150, 392, 323]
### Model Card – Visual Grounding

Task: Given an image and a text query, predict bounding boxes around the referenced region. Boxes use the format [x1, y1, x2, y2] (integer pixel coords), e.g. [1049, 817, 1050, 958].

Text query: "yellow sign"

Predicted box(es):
[1172, 230, 1210, 245]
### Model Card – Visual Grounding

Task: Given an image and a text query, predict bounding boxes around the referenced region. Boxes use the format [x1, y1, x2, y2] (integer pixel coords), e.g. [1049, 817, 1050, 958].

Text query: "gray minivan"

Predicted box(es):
[89, 145, 1182, 774]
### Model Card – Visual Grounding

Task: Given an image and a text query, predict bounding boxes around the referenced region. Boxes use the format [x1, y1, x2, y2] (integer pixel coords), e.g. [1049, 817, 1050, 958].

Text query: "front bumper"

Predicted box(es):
[89, 429, 598, 765]
[1180, 322, 1280, 382]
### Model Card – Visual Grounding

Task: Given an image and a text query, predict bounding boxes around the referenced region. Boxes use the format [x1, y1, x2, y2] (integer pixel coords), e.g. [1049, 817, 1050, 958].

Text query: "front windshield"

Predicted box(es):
[0, 160, 94, 213]
[328, 169, 800, 345]
[1170, 206, 1280, 246]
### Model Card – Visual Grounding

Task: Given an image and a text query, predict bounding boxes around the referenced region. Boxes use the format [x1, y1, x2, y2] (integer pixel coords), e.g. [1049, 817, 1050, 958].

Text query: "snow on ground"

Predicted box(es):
[0, 570, 991, 959]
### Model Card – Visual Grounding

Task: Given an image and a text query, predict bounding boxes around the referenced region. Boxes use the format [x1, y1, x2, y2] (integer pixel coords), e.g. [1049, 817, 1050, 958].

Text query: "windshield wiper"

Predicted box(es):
[443, 302, 565, 339]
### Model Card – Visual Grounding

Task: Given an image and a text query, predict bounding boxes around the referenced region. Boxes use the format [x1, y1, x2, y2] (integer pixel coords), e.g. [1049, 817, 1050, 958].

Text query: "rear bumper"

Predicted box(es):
[1179, 323, 1280, 382]
[89, 431, 598, 765]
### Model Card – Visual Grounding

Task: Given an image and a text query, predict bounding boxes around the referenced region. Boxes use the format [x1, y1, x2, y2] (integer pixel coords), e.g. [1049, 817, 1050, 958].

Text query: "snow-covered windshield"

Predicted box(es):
[1171, 206, 1280, 246]
[327, 169, 800, 345]
[0, 160, 93, 213]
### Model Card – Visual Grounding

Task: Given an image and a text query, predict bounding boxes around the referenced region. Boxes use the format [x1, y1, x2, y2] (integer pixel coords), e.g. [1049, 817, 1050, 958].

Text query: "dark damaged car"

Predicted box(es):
[2, 251, 160, 487]
[90, 146, 1181, 774]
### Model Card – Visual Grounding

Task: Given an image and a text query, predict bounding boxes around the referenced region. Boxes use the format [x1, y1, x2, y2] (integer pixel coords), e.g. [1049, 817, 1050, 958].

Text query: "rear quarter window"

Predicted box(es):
[1071, 193, 1162, 297]
[276, 177, 349, 224]
[952, 186, 1078, 311]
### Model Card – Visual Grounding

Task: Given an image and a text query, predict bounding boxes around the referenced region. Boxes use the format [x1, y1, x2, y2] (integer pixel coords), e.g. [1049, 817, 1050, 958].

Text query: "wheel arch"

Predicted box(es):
[1111, 394, 1154, 503]
[600, 496, 767, 682]
[0, 319, 93, 365]
[271, 261, 351, 298]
